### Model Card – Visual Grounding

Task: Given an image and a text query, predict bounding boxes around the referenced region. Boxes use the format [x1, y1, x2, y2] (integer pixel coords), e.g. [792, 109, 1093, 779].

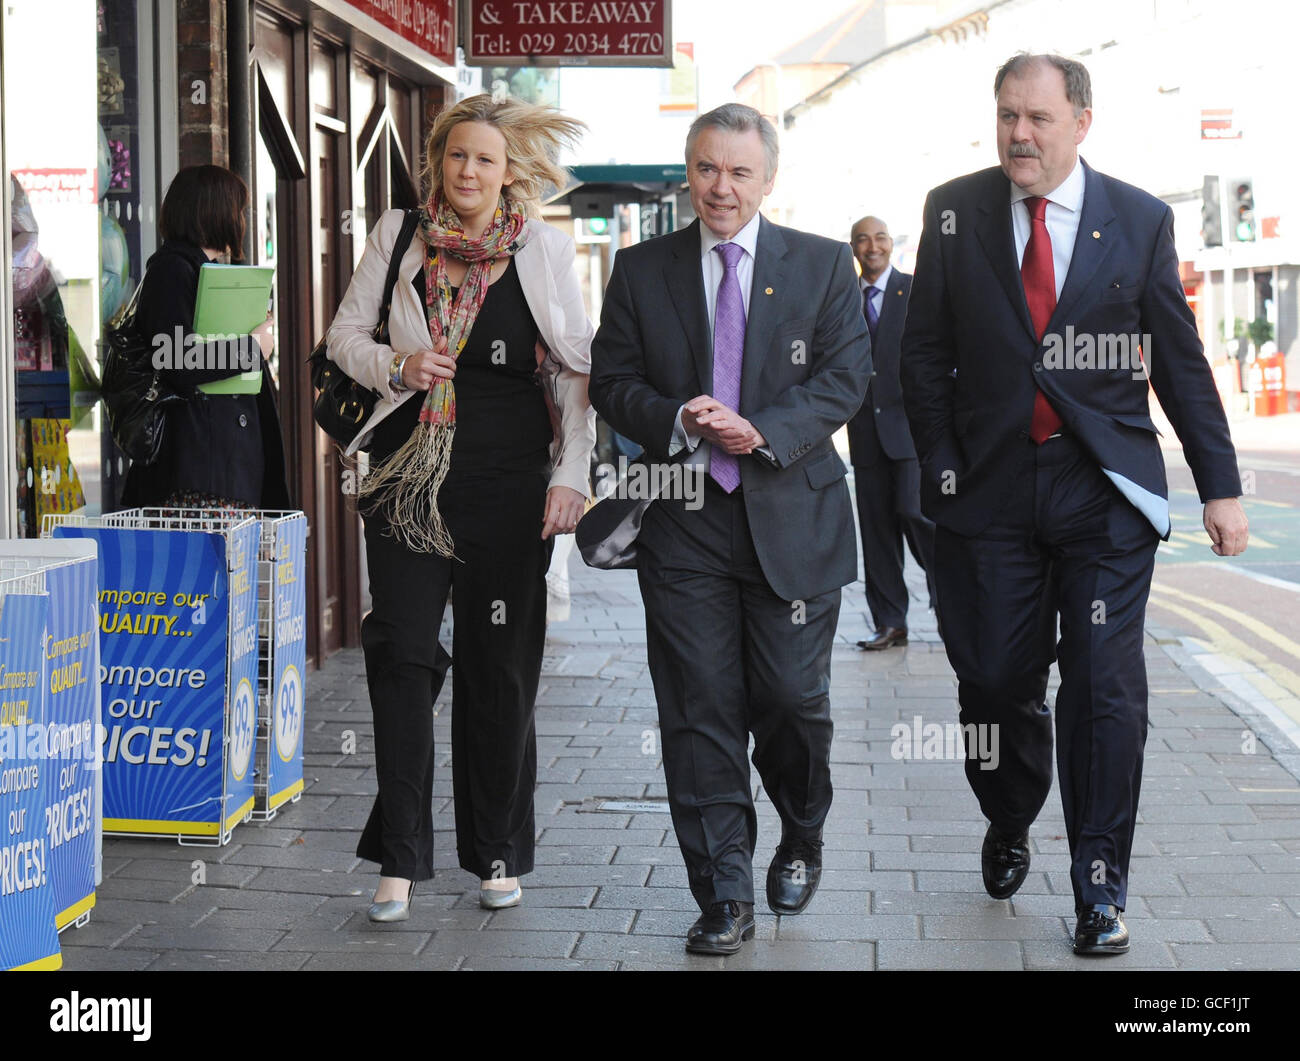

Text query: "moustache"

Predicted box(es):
[1009, 144, 1041, 159]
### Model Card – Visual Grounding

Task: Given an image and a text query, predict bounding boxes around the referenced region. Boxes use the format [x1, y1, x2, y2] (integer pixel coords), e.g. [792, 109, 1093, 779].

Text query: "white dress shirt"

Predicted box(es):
[671, 212, 768, 458]
[700, 211, 762, 327]
[1010, 156, 1085, 298]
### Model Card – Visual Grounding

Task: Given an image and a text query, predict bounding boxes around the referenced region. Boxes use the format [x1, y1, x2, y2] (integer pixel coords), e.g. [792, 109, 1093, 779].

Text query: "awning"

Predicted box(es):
[548, 164, 687, 211]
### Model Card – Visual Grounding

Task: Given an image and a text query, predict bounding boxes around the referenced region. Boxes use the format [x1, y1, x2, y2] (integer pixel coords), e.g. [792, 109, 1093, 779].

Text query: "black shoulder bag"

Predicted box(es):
[101, 272, 192, 465]
[309, 208, 421, 448]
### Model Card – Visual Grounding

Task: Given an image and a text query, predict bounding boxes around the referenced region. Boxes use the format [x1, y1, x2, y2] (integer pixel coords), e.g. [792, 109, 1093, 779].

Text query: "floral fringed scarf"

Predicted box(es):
[359, 191, 528, 555]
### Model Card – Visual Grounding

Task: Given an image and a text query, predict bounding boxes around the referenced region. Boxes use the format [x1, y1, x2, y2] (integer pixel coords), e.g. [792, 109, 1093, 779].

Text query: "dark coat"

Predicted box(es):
[901, 160, 1240, 539]
[589, 216, 872, 602]
[119, 240, 290, 509]
[846, 268, 915, 465]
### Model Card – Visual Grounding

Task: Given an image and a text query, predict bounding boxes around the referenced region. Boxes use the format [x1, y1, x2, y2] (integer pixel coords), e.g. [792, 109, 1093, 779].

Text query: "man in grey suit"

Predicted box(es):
[845, 216, 937, 650]
[589, 103, 871, 954]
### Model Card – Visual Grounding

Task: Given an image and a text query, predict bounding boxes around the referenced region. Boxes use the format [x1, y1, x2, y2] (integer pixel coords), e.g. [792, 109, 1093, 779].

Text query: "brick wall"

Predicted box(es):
[177, 0, 228, 167]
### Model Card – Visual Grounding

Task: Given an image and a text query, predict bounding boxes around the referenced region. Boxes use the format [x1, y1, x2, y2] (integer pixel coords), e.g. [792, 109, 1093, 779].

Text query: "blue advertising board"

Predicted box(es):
[0, 541, 102, 930]
[0, 590, 61, 970]
[53, 521, 256, 840]
[266, 515, 306, 811]
[37, 554, 99, 928]
[225, 520, 260, 829]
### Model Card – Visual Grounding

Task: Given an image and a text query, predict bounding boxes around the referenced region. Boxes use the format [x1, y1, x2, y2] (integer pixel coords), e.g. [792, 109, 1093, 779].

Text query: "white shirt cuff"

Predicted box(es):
[670, 405, 702, 456]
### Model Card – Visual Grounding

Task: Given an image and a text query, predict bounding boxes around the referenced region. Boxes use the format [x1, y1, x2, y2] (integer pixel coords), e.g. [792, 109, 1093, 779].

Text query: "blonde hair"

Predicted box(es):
[421, 94, 585, 217]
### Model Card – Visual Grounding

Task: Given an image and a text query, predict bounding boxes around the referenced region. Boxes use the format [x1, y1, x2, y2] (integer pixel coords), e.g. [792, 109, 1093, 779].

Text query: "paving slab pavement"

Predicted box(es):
[58, 479, 1300, 971]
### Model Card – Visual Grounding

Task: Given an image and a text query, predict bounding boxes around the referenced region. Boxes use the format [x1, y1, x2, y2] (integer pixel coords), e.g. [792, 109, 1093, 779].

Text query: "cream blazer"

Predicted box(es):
[326, 208, 597, 497]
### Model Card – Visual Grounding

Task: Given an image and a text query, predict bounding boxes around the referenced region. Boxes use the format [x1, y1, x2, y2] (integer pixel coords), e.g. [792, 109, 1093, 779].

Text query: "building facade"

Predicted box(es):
[772, 0, 1298, 407]
[1, 0, 459, 664]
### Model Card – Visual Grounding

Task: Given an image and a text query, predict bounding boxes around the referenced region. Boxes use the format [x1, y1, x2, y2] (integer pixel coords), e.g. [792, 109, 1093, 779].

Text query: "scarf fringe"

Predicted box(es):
[358, 421, 457, 556]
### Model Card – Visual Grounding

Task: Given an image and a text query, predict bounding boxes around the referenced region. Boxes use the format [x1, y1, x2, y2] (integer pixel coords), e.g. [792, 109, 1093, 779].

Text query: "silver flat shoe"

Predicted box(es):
[479, 882, 522, 910]
[368, 881, 413, 923]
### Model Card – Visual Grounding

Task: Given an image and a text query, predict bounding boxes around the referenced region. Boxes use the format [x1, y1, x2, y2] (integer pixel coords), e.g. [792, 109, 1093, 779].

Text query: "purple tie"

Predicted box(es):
[864, 286, 880, 341]
[710, 241, 746, 493]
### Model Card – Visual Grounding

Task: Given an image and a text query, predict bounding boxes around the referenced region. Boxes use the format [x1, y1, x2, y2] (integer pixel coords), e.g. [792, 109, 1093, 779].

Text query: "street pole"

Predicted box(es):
[1220, 173, 1234, 336]
[1219, 172, 1241, 406]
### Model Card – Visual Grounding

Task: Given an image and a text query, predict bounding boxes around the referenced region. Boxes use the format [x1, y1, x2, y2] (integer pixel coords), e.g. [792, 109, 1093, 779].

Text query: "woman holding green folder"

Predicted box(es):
[327, 95, 596, 920]
[119, 165, 289, 511]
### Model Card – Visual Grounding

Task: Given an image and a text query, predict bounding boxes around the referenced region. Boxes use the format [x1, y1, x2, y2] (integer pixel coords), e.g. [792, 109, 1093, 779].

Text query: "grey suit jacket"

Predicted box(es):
[588, 216, 872, 601]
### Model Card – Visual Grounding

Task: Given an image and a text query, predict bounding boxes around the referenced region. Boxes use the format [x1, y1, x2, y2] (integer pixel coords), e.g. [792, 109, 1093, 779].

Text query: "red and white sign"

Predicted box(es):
[11, 169, 97, 207]
[1200, 108, 1241, 140]
[341, 0, 456, 66]
[465, 0, 672, 67]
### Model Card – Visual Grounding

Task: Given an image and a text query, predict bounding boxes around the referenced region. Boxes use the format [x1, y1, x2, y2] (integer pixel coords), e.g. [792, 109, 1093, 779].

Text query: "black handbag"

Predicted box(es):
[101, 272, 191, 465]
[309, 208, 421, 448]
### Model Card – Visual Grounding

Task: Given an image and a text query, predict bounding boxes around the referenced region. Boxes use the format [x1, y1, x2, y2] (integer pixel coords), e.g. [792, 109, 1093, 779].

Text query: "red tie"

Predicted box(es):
[1022, 196, 1062, 443]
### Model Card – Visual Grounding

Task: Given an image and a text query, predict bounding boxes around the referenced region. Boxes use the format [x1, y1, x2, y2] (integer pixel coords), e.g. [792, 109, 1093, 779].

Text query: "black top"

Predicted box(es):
[118, 240, 290, 509]
[370, 258, 551, 476]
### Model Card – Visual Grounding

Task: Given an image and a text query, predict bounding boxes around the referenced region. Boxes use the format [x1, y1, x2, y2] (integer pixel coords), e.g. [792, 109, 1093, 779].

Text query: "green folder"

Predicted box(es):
[192, 264, 274, 395]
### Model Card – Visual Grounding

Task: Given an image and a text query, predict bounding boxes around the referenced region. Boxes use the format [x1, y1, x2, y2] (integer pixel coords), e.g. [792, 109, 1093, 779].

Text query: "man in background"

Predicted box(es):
[845, 215, 936, 651]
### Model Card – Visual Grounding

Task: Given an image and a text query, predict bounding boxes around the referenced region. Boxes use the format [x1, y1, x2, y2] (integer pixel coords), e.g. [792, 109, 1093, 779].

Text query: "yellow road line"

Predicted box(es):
[1145, 592, 1300, 701]
[1168, 531, 1276, 550]
[1149, 581, 1300, 663]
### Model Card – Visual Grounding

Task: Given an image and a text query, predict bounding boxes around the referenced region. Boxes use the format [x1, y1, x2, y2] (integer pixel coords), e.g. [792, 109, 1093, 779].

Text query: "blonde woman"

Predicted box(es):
[326, 95, 595, 920]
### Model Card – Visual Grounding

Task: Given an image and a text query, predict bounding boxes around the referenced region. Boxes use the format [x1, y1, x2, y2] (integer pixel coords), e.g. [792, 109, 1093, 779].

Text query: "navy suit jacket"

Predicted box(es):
[901, 160, 1240, 538]
[589, 216, 872, 601]
[847, 269, 915, 465]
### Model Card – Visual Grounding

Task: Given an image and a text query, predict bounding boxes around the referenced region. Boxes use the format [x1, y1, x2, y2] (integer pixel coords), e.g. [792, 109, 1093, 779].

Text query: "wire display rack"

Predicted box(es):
[249, 510, 308, 820]
[45, 508, 261, 846]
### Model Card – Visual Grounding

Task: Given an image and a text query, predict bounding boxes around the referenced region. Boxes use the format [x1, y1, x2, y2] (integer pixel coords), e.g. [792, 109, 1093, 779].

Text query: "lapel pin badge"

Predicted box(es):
[1092, 230, 1101, 239]
[765, 287, 773, 295]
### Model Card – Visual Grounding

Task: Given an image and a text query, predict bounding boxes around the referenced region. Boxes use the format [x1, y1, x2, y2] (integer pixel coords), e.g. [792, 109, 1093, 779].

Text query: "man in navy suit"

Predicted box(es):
[902, 53, 1249, 954]
[590, 104, 870, 954]
[845, 216, 936, 650]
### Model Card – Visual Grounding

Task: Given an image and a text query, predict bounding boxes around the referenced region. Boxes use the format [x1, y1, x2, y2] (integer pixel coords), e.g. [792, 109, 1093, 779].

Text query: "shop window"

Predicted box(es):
[4, 1, 108, 534]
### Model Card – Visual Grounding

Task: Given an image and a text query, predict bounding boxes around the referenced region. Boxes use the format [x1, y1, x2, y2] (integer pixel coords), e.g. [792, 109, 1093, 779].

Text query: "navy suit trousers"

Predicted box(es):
[933, 434, 1159, 911]
[636, 480, 840, 911]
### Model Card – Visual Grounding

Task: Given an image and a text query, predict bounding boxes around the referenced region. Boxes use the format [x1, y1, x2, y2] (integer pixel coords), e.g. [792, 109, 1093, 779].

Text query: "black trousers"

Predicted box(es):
[637, 481, 840, 911]
[933, 434, 1159, 911]
[356, 469, 553, 881]
[852, 454, 937, 628]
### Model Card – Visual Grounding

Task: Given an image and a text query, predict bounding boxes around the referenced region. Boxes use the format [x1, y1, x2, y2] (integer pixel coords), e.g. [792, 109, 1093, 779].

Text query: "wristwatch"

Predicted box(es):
[389, 352, 411, 391]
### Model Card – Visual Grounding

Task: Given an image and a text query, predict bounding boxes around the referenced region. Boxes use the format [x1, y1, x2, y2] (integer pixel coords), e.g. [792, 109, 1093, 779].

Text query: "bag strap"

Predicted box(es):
[109, 267, 149, 332]
[377, 209, 421, 327]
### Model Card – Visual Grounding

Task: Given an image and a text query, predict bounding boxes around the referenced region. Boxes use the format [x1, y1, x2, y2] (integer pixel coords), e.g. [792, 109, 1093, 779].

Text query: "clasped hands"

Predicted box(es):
[683, 395, 766, 454]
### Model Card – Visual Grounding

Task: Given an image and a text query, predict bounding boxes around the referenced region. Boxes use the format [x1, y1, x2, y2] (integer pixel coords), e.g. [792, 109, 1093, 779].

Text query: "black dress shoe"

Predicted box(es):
[766, 837, 823, 915]
[980, 824, 1030, 900]
[858, 626, 908, 650]
[685, 900, 755, 955]
[1074, 904, 1129, 955]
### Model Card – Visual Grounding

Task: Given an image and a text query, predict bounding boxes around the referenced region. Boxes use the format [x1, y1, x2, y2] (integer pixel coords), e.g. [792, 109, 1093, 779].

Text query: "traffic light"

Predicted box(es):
[1231, 179, 1255, 241]
[1201, 176, 1222, 247]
